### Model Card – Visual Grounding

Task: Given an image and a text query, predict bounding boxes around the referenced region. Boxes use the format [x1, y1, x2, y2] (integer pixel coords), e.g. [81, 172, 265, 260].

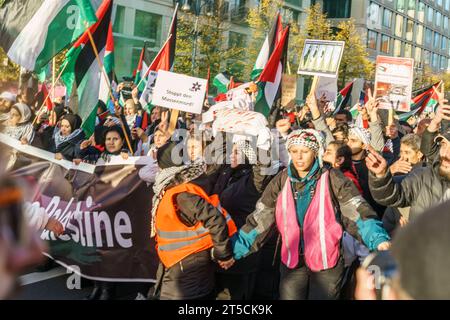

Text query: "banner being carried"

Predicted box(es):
[0, 133, 158, 282]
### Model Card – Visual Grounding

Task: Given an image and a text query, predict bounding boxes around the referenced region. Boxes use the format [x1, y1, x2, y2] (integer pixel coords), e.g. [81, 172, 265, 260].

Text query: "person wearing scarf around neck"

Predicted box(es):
[2, 103, 35, 144]
[52, 114, 85, 161]
[232, 129, 391, 300]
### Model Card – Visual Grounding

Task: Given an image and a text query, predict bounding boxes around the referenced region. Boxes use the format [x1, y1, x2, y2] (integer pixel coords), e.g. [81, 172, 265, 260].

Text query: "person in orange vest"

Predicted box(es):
[150, 142, 237, 300]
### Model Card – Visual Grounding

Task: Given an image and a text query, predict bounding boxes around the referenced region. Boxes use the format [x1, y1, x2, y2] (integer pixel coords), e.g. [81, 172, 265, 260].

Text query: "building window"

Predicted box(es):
[425, 28, 432, 45]
[432, 53, 439, 68]
[394, 39, 402, 56]
[113, 5, 126, 34]
[442, 56, 448, 70]
[445, 17, 449, 30]
[395, 14, 404, 37]
[367, 2, 382, 29]
[424, 50, 430, 64]
[442, 36, 447, 50]
[134, 10, 162, 44]
[383, 8, 392, 28]
[434, 32, 441, 48]
[381, 35, 391, 53]
[407, 0, 415, 17]
[367, 30, 378, 49]
[446, 0, 450, 11]
[397, 0, 405, 12]
[436, 11, 442, 27]
[404, 43, 412, 57]
[427, 6, 434, 23]
[437, 0, 443, 6]
[406, 20, 414, 41]
[416, 24, 424, 45]
[417, 1, 425, 22]
[322, 0, 352, 18]
[415, 47, 422, 64]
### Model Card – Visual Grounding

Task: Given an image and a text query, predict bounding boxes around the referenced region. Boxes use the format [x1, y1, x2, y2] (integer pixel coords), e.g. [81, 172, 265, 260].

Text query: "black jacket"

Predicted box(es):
[49, 130, 85, 161]
[369, 161, 450, 221]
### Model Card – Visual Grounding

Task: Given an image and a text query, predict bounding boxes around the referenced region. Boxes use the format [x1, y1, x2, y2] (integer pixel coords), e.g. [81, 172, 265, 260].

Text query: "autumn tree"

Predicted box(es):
[334, 19, 374, 87]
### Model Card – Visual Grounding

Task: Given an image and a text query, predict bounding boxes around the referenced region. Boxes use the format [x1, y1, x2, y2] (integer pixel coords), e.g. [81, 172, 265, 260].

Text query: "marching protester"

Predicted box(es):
[0, 92, 16, 123]
[2, 103, 35, 144]
[232, 121, 391, 300]
[150, 141, 237, 300]
[50, 114, 85, 161]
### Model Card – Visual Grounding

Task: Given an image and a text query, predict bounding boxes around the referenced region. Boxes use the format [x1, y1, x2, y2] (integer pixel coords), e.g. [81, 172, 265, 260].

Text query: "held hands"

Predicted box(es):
[365, 145, 388, 178]
[218, 257, 235, 270]
[377, 241, 391, 251]
[45, 218, 64, 236]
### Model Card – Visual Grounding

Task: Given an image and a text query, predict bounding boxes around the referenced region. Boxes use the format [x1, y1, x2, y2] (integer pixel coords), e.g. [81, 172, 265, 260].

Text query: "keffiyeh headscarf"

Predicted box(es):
[11, 103, 31, 124]
[349, 126, 371, 146]
[286, 129, 325, 166]
[235, 140, 257, 164]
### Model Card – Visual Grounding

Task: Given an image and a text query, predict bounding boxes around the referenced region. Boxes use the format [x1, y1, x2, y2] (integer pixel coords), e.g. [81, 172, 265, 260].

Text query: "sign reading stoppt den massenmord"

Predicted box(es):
[297, 39, 345, 78]
[374, 55, 414, 112]
[152, 70, 207, 114]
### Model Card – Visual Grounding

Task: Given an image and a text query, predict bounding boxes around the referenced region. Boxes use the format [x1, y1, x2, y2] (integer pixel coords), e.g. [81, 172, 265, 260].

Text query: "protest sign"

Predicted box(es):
[281, 74, 297, 107]
[152, 70, 207, 114]
[316, 76, 338, 102]
[374, 56, 414, 112]
[0, 133, 158, 282]
[139, 70, 158, 109]
[297, 40, 345, 78]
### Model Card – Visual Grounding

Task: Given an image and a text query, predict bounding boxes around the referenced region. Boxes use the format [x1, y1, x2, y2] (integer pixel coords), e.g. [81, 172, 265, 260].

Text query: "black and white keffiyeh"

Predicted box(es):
[286, 129, 325, 166]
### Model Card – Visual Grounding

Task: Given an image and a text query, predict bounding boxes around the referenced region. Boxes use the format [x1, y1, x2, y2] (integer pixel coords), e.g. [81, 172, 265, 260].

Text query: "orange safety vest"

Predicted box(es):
[155, 182, 238, 268]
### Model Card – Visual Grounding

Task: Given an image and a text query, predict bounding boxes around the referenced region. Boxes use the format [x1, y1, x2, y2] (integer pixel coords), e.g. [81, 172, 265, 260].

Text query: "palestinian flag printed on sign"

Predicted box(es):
[60, 0, 113, 137]
[0, 0, 96, 71]
[397, 81, 441, 121]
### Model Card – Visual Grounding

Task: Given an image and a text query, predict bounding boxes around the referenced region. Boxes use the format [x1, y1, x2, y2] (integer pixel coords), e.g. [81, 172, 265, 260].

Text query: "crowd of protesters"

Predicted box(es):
[0, 77, 450, 301]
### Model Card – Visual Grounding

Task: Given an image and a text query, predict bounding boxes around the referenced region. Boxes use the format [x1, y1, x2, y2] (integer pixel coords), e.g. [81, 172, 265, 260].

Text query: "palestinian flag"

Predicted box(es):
[425, 82, 441, 113]
[250, 13, 283, 81]
[0, 0, 96, 72]
[250, 12, 286, 118]
[40, 83, 54, 111]
[213, 72, 231, 94]
[134, 43, 152, 92]
[397, 82, 439, 121]
[333, 81, 354, 115]
[60, 0, 112, 137]
[98, 21, 115, 105]
[139, 5, 177, 112]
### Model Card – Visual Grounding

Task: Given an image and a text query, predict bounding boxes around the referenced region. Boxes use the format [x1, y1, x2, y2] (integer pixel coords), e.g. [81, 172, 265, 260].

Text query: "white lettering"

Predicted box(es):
[114, 211, 132, 248]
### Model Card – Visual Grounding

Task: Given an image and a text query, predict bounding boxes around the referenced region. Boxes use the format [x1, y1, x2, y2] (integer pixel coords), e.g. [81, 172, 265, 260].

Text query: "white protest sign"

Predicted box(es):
[152, 70, 207, 114]
[297, 40, 345, 78]
[316, 76, 337, 102]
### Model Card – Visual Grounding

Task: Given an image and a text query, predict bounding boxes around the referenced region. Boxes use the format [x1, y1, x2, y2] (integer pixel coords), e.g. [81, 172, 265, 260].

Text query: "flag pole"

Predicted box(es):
[52, 57, 56, 100]
[135, 35, 172, 90]
[32, 60, 70, 126]
[84, 23, 134, 154]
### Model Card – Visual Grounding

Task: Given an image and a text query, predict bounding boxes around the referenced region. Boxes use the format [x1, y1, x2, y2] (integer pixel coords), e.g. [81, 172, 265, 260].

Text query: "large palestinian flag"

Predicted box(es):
[60, 0, 112, 137]
[0, 0, 96, 72]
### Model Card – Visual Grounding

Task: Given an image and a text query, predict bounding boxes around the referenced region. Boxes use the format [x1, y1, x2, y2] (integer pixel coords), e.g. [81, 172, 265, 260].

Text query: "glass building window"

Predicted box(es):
[383, 9, 392, 28]
[395, 14, 404, 37]
[322, 0, 352, 18]
[434, 32, 441, 48]
[367, 30, 378, 49]
[416, 24, 423, 45]
[445, 17, 449, 30]
[406, 20, 414, 41]
[415, 47, 422, 64]
[418, 1, 425, 22]
[424, 50, 430, 64]
[427, 6, 434, 23]
[441, 56, 447, 70]
[436, 12, 442, 27]
[425, 28, 432, 45]
[446, 0, 450, 11]
[113, 5, 126, 34]
[408, 0, 415, 17]
[397, 0, 405, 12]
[381, 35, 391, 53]
[437, 0, 443, 6]
[442, 36, 447, 50]
[394, 39, 402, 56]
[432, 53, 439, 68]
[404, 43, 412, 57]
[134, 10, 162, 44]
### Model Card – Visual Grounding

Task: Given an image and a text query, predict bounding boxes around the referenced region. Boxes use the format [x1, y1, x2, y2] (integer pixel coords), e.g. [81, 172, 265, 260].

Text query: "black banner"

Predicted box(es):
[1, 133, 158, 282]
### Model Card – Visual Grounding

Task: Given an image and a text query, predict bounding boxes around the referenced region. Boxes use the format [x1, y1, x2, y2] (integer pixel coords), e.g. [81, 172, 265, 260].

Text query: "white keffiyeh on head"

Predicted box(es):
[235, 140, 257, 164]
[286, 129, 325, 166]
[349, 126, 371, 146]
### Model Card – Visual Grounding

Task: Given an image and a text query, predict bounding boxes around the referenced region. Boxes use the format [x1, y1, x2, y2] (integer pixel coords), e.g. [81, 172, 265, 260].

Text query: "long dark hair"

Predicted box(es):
[329, 140, 356, 175]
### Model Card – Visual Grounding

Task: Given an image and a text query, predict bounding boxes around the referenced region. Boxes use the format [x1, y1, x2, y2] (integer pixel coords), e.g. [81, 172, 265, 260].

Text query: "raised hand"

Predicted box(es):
[276, 118, 291, 136]
[365, 88, 379, 122]
[365, 145, 388, 178]
[389, 158, 412, 175]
